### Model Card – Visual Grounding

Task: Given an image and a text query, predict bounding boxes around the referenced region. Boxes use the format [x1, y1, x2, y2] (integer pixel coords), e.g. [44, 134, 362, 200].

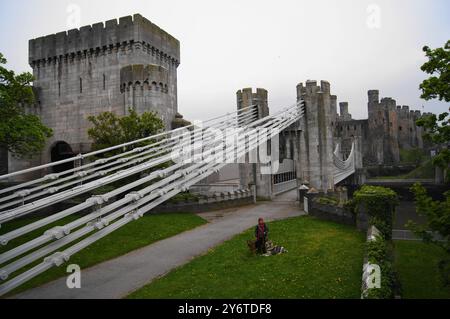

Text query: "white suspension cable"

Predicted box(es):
[0, 101, 304, 295]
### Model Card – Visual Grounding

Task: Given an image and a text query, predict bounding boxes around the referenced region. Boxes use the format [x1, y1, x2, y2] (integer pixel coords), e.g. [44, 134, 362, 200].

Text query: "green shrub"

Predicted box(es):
[168, 192, 200, 204]
[366, 236, 388, 262]
[403, 160, 435, 179]
[356, 186, 399, 299]
[354, 185, 398, 239]
[365, 236, 400, 299]
[400, 148, 427, 165]
[313, 196, 339, 206]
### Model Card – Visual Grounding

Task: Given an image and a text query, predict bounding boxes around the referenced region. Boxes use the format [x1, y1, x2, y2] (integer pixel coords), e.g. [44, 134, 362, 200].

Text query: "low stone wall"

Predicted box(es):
[304, 194, 355, 226]
[189, 183, 240, 196]
[151, 189, 254, 214]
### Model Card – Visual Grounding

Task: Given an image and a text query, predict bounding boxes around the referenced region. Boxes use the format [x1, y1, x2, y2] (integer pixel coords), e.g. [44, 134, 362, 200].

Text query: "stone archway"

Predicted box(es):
[50, 141, 75, 173]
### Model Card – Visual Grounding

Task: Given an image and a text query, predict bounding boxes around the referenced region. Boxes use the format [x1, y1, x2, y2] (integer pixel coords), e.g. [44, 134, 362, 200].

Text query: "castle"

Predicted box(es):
[1, 14, 430, 183]
[334, 90, 430, 166]
[231, 82, 430, 195]
[6, 14, 181, 177]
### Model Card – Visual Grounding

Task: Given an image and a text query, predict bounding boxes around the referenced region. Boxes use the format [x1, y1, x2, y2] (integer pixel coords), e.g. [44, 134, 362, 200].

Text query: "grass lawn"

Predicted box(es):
[127, 216, 366, 299]
[394, 240, 450, 299]
[1, 212, 207, 297]
[368, 160, 434, 180]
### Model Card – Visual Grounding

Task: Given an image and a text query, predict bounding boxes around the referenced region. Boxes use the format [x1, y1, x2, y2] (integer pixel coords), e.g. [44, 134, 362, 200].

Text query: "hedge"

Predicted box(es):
[364, 235, 398, 299]
[356, 186, 400, 299]
[354, 185, 398, 239]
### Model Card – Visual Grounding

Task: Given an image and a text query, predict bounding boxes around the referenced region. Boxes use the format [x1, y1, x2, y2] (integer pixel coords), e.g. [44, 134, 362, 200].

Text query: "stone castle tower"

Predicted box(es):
[334, 90, 427, 166]
[10, 14, 180, 176]
[295, 80, 337, 191]
[367, 90, 400, 164]
[236, 88, 273, 199]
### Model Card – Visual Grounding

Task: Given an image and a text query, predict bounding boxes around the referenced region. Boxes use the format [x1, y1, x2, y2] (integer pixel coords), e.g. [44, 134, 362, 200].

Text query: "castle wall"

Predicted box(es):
[335, 90, 427, 166]
[25, 14, 180, 172]
[335, 119, 369, 160]
[396, 106, 424, 150]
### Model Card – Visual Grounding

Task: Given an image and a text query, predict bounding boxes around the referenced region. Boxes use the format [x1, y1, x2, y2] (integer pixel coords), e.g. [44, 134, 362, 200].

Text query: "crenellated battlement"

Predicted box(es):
[367, 94, 397, 111]
[394, 105, 424, 119]
[368, 90, 379, 104]
[29, 13, 180, 67]
[297, 80, 331, 97]
[236, 88, 269, 118]
[236, 88, 268, 103]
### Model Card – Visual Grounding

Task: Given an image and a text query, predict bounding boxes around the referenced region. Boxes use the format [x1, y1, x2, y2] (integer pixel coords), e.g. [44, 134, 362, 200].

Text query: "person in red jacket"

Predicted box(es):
[254, 217, 269, 254]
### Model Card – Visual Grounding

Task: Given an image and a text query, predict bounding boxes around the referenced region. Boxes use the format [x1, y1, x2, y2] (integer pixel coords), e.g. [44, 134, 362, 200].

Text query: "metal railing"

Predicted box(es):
[273, 179, 297, 196]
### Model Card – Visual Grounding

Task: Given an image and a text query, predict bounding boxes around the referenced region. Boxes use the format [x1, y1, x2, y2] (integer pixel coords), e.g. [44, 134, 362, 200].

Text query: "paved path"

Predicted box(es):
[13, 190, 304, 299]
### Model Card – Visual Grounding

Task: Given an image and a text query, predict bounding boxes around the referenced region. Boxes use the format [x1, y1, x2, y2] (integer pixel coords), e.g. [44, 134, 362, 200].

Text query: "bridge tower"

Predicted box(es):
[295, 80, 337, 192]
[236, 88, 273, 199]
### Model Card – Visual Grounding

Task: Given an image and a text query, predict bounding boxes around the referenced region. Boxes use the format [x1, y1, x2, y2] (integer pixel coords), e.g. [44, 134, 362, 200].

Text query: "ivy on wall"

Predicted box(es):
[354, 185, 398, 240]
[355, 185, 400, 299]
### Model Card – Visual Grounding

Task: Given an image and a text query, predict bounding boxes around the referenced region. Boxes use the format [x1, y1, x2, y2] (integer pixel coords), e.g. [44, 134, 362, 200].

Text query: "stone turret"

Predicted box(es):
[339, 102, 352, 120]
[236, 88, 269, 122]
[368, 90, 379, 104]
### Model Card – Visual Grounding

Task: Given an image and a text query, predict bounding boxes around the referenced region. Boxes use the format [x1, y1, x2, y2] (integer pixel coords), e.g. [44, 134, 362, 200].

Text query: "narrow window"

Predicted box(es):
[80, 78, 83, 94]
[58, 82, 61, 97]
[103, 74, 106, 90]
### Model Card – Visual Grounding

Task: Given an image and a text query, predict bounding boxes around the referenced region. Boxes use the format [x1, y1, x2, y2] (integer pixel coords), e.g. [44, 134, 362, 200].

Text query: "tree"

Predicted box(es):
[416, 40, 450, 180]
[0, 52, 53, 158]
[416, 111, 450, 180]
[419, 40, 450, 102]
[87, 108, 165, 154]
[409, 40, 450, 286]
[87, 109, 166, 189]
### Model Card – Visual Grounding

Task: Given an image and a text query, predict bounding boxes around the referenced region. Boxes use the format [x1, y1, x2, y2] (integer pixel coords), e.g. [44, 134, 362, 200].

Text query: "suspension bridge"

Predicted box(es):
[0, 100, 356, 296]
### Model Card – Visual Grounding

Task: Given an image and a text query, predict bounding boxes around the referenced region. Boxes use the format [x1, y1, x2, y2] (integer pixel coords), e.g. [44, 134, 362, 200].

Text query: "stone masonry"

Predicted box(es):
[236, 88, 273, 199]
[295, 80, 336, 191]
[335, 90, 428, 165]
[8, 14, 180, 179]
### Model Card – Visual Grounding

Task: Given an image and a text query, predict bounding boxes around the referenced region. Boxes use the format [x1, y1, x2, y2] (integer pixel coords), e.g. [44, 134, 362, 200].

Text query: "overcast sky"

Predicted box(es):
[0, 0, 449, 121]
